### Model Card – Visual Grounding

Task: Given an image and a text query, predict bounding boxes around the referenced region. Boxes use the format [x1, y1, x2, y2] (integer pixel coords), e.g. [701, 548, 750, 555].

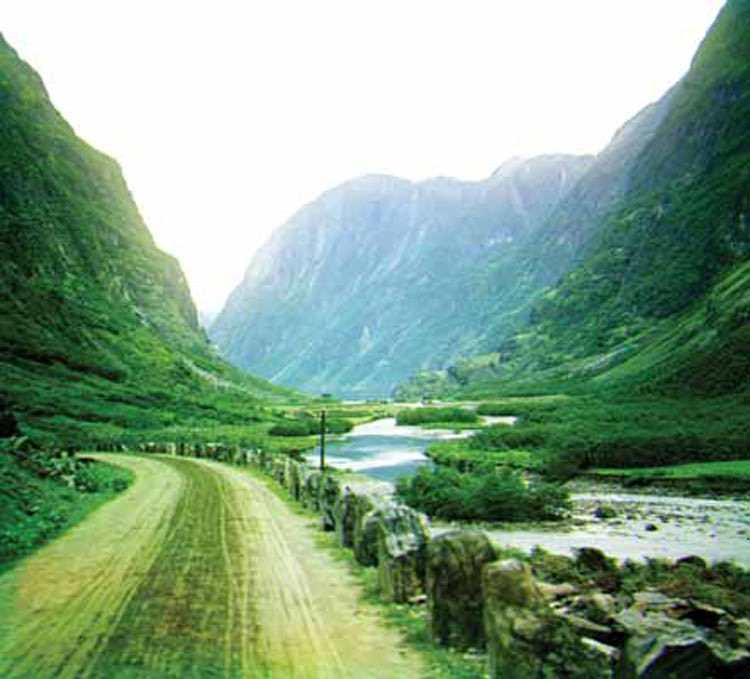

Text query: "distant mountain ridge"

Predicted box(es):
[211, 155, 593, 398]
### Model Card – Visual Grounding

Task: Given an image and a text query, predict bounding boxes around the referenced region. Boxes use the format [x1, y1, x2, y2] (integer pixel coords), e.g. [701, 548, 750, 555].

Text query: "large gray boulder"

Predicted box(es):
[354, 502, 397, 567]
[483, 559, 614, 679]
[284, 458, 303, 499]
[270, 457, 286, 485]
[301, 471, 323, 512]
[426, 530, 496, 649]
[616, 605, 750, 679]
[376, 505, 430, 603]
[335, 488, 377, 549]
[319, 475, 342, 531]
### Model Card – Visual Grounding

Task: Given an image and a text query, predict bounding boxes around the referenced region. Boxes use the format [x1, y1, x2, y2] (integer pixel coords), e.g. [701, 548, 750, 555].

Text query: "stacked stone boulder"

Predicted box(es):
[375, 504, 430, 603]
[302, 471, 323, 512]
[334, 488, 377, 549]
[319, 475, 342, 531]
[426, 530, 497, 649]
[283, 458, 303, 499]
[483, 558, 613, 679]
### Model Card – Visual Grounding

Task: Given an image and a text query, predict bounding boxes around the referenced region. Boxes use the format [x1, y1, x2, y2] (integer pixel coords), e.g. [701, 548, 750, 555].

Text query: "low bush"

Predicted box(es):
[396, 407, 479, 426]
[470, 423, 548, 450]
[395, 464, 570, 522]
[268, 417, 353, 437]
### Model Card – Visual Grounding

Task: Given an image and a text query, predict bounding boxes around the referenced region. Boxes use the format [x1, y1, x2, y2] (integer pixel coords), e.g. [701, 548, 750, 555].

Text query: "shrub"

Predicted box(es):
[395, 465, 570, 522]
[268, 421, 313, 437]
[470, 423, 548, 450]
[268, 417, 353, 437]
[396, 407, 479, 426]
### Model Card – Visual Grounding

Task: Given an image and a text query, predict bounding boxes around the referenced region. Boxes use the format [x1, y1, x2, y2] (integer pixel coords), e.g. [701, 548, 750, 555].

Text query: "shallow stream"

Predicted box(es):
[309, 418, 750, 566]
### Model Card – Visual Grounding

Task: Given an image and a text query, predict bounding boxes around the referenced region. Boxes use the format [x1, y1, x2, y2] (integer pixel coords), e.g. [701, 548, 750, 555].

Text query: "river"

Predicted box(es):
[305, 417, 462, 482]
[309, 417, 750, 567]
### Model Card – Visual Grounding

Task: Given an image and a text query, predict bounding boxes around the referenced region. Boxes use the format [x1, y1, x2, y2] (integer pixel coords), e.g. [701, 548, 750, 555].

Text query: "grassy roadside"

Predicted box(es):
[232, 462, 488, 679]
[0, 448, 134, 573]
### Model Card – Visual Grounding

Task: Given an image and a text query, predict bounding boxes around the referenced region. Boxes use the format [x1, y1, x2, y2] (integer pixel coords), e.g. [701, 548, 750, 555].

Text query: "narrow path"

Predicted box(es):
[0, 455, 422, 679]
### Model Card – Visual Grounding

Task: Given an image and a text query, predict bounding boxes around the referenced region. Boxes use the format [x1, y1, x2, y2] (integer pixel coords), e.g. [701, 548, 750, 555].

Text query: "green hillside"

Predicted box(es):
[0, 34, 301, 449]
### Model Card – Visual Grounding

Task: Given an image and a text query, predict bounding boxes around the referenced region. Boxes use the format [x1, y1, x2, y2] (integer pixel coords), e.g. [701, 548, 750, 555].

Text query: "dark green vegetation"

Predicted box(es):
[424, 394, 750, 481]
[395, 406, 479, 426]
[0, 438, 132, 569]
[268, 415, 353, 437]
[0, 34, 304, 453]
[396, 465, 570, 522]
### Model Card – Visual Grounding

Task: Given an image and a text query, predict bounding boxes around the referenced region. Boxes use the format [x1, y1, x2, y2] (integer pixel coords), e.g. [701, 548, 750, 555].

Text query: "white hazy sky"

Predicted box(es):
[3, 1, 725, 313]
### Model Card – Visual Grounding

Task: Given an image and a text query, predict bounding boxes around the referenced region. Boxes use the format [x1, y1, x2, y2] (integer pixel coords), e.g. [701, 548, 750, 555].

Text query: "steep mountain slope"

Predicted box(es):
[0, 34, 296, 446]
[465, 84, 679, 356]
[399, 0, 750, 398]
[211, 156, 592, 398]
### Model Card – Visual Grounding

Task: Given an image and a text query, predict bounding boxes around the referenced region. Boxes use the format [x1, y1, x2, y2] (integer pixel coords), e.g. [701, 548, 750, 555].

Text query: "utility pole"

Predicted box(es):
[319, 408, 326, 472]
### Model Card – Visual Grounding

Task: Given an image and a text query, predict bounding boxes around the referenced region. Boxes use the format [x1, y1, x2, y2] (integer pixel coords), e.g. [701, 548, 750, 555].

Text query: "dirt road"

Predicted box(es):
[0, 455, 422, 679]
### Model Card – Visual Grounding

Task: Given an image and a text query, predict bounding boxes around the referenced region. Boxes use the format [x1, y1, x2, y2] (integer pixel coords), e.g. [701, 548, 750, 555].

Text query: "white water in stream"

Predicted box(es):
[313, 418, 750, 567]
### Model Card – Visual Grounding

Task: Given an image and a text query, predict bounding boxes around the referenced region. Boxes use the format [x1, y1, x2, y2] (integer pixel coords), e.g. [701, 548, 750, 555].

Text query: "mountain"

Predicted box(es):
[459, 83, 680, 360]
[397, 0, 750, 399]
[210, 155, 593, 398]
[0, 34, 296, 446]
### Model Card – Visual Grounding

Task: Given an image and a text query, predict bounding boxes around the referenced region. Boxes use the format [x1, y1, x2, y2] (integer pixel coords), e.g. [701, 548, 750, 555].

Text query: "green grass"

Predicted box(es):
[592, 460, 750, 480]
[396, 407, 479, 427]
[416, 421, 482, 432]
[426, 440, 542, 472]
[0, 447, 134, 571]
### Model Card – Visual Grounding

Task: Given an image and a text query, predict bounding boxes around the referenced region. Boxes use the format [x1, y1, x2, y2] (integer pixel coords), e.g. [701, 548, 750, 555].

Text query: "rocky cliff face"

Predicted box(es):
[211, 155, 593, 398]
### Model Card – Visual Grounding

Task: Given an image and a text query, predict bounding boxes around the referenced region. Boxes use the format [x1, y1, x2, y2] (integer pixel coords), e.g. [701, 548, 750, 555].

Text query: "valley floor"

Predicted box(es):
[0, 455, 421, 679]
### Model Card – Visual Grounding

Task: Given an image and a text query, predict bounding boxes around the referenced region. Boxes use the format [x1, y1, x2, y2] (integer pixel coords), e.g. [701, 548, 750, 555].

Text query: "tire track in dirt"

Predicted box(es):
[88, 458, 260, 679]
[0, 455, 183, 679]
